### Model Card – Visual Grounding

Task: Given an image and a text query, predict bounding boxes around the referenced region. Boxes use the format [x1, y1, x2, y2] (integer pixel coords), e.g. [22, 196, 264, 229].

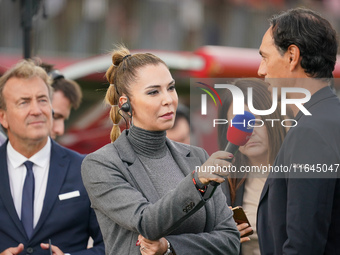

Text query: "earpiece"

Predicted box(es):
[118, 97, 132, 129]
[120, 102, 131, 113]
[120, 97, 132, 117]
[48, 70, 64, 81]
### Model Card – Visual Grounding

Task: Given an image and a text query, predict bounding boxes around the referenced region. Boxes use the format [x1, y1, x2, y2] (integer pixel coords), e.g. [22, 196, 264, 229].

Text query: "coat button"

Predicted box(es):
[26, 247, 34, 254]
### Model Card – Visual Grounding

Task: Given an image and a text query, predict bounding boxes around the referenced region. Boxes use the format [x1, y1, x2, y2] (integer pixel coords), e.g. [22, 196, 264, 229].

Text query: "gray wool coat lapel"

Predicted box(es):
[113, 130, 202, 204]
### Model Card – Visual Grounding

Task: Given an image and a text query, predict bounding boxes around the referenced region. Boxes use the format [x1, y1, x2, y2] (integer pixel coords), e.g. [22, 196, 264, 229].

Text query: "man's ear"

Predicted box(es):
[0, 110, 8, 129]
[287, 44, 301, 72]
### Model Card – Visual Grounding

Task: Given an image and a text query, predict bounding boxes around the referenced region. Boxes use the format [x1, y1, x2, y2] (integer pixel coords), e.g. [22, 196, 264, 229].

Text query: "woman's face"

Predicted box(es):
[227, 104, 269, 165]
[127, 63, 178, 131]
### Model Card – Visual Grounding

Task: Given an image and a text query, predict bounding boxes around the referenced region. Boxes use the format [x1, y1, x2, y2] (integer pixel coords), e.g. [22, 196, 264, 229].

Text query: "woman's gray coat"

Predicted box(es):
[81, 130, 240, 255]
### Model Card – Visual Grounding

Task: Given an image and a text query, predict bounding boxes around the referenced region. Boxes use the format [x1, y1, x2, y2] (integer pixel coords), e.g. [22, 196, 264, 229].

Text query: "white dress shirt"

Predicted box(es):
[7, 138, 51, 228]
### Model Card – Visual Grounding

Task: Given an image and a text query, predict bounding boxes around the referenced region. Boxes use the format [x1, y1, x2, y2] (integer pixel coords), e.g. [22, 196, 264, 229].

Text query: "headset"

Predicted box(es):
[48, 69, 64, 81]
[120, 97, 132, 117]
[118, 97, 132, 130]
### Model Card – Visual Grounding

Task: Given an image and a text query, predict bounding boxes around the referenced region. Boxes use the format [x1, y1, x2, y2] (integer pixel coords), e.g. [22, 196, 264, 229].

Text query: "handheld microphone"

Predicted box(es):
[224, 111, 255, 160]
[204, 111, 255, 199]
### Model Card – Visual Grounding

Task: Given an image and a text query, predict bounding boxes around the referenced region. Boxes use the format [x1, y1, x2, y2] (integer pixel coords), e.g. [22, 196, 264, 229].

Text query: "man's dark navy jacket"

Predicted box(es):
[257, 86, 340, 255]
[0, 140, 104, 254]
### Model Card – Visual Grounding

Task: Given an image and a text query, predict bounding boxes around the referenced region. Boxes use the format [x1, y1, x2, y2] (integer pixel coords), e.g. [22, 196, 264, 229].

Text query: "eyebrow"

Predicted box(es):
[19, 96, 31, 101]
[17, 94, 49, 103]
[37, 94, 49, 99]
[20, 94, 48, 99]
[145, 79, 175, 89]
[53, 112, 67, 119]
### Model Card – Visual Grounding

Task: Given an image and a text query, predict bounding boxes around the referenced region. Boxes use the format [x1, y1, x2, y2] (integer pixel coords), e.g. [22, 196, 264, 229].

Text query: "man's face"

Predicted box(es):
[258, 27, 291, 91]
[51, 90, 71, 139]
[0, 76, 52, 147]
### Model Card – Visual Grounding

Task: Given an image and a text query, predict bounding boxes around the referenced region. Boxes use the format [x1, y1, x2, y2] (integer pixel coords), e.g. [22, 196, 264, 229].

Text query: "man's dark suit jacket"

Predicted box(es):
[257, 86, 340, 255]
[0, 139, 104, 255]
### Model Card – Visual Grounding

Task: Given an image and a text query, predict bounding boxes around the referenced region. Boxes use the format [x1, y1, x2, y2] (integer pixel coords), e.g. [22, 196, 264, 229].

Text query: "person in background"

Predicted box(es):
[0, 60, 104, 255]
[166, 103, 190, 144]
[217, 78, 287, 255]
[40, 63, 82, 140]
[81, 45, 240, 255]
[256, 7, 340, 254]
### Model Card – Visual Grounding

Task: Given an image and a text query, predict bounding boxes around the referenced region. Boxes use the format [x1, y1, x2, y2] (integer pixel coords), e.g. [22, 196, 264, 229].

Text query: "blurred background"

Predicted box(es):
[0, 0, 339, 153]
[2, 0, 340, 56]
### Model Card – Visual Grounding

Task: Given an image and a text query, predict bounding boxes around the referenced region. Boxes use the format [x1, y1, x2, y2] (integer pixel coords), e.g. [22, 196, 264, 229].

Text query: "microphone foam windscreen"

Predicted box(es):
[227, 111, 255, 146]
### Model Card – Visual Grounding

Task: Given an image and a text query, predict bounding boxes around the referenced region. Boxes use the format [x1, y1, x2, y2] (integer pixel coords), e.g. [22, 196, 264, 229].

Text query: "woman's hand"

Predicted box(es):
[236, 223, 253, 243]
[136, 235, 168, 255]
[197, 151, 234, 185]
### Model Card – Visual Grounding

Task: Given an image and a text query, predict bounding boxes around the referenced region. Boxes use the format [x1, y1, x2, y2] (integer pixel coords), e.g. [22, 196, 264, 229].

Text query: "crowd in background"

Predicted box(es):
[0, 0, 339, 58]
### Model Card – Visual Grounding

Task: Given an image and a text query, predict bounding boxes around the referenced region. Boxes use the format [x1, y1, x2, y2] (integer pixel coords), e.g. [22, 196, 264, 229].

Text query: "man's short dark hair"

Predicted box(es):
[270, 7, 338, 80]
[40, 62, 82, 109]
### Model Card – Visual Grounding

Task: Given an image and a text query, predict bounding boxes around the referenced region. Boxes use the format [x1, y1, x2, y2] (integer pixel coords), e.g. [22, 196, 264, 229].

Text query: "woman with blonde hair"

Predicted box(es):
[81, 45, 240, 255]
